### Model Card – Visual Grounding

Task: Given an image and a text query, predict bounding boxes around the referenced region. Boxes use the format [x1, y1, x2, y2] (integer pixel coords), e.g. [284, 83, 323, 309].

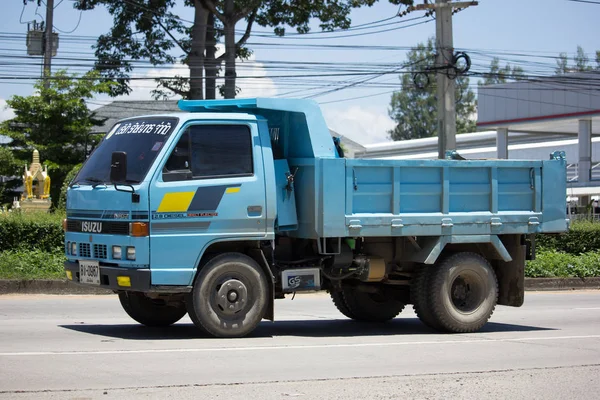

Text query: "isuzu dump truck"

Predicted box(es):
[64, 98, 568, 337]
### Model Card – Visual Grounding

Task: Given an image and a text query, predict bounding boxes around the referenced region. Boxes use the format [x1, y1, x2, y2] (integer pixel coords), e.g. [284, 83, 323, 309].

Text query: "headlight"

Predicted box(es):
[126, 246, 136, 261]
[112, 245, 122, 260]
[71, 242, 77, 256]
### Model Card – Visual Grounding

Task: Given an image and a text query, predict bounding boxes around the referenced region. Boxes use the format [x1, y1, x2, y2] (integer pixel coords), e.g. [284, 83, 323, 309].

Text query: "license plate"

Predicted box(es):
[79, 260, 100, 285]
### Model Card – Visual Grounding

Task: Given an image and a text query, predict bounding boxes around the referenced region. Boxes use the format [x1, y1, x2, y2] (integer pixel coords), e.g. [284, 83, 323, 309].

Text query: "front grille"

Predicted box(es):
[93, 244, 107, 259]
[79, 243, 91, 258]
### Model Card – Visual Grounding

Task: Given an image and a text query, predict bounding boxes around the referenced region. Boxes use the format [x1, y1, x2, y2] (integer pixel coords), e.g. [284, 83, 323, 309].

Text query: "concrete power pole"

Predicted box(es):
[435, 0, 456, 159]
[401, 1, 478, 159]
[43, 0, 54, 88]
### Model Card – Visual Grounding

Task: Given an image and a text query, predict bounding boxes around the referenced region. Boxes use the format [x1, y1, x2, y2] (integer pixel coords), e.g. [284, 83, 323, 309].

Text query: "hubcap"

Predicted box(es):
[451, 273, 483, 313]
[215, 279, 248, 315]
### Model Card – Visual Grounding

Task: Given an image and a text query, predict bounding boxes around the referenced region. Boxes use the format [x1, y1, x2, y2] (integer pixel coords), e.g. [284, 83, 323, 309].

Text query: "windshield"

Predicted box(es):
[73, 117, 179, 185]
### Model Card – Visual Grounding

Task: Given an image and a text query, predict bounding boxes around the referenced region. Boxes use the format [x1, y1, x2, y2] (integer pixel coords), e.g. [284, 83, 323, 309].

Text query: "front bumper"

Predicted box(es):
[65, 261, 151, 291]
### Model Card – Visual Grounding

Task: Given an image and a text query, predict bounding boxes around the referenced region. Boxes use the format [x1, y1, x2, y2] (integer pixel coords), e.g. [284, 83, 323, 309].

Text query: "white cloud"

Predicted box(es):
[0, 99, 15, 122]
[322, 105, 395, 145]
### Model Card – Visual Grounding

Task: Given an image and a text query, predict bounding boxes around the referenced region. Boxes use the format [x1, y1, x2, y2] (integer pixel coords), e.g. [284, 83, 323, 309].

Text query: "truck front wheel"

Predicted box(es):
[118, 292, 187, 327]
[425, 252, 498, 333]
[330, 284, 405, 322]
[186, 253, 268, 338]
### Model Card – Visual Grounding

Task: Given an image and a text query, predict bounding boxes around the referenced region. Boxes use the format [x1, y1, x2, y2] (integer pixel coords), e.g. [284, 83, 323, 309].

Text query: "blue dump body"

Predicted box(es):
[64, 98, 568, 337]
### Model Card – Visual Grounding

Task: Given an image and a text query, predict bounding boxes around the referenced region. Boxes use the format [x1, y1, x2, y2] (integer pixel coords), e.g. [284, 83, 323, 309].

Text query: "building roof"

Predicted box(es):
[90, 100, 180, 133]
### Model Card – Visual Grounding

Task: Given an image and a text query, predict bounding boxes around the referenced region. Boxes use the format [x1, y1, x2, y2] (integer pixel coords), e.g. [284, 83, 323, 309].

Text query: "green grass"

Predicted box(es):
[0, 249, 66, 279]
[525, 249, 600, 278]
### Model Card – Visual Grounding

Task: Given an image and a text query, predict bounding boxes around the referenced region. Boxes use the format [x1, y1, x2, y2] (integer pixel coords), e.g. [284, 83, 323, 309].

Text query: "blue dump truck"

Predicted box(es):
[64, 98, 568, 337]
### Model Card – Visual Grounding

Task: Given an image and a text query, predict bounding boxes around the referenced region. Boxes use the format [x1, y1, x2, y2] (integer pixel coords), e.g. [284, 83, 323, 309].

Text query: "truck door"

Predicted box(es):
[149, 122, 267, 286]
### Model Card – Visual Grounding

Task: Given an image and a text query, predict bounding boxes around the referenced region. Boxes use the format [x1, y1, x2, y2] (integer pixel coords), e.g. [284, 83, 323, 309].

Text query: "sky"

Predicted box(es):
[1, 0, 600, 145]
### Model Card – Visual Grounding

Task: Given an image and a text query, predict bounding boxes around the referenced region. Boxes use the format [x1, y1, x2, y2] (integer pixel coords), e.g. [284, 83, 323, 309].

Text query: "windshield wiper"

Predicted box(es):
[71, 177, 105, 187]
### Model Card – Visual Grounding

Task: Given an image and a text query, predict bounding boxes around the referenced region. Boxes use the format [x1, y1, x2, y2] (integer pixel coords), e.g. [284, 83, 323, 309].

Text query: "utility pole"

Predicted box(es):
[400, 1, 478, 159]
[43, 0, 54, 88]
[435, 0, 455, 159]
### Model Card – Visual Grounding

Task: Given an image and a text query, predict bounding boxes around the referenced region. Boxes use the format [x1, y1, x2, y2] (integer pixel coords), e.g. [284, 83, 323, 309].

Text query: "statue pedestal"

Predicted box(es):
[20, 198, 52, 212]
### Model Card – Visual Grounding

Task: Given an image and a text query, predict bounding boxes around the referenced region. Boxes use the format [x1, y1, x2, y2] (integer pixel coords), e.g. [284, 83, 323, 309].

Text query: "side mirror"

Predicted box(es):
[110, 151, 127, 183]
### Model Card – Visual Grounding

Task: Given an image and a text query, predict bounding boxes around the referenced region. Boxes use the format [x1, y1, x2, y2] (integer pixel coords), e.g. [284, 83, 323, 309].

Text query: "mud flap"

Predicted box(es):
[495, 235, 525, 307]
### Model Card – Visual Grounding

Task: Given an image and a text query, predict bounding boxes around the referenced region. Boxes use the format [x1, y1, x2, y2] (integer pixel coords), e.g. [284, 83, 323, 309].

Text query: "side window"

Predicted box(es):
[189, 125, 253, 178]
[162, 124, 253, 182]
[164, 130, 190, 172]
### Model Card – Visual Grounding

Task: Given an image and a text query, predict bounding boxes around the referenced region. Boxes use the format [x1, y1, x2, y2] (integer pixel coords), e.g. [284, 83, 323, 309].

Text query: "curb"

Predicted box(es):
[524, 277, 600, 291]
[0, 280, 112, 295]
[0, 278, 599, 295]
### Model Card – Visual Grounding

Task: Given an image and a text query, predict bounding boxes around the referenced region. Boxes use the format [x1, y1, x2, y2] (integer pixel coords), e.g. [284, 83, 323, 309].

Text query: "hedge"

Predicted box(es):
[1, 214, 600, 279]
[0, 211, 65, 252]
[536, 220, 600, 255]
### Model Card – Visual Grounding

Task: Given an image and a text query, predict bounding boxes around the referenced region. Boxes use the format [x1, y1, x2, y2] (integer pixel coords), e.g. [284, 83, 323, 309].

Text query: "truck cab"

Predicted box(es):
[65, 98, 568, 337]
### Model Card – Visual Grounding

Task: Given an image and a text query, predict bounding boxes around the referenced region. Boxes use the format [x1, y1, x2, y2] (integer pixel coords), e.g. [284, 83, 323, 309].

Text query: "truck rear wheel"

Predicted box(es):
[411, 265, 443, 330]
[330, 284, 405, 322]
[425, 252, 498, 333]
[186, 253, 268, 338]
[118, 292, 187, 327]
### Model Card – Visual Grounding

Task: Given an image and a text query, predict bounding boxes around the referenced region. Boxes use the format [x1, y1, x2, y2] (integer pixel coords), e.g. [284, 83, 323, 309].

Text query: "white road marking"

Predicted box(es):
[574, 307, 600, 310]
[1, 335, 599, 357]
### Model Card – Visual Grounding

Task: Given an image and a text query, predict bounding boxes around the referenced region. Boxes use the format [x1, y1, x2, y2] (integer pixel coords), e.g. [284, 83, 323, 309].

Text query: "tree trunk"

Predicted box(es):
[205, 13, 218, 99]
[189, 1, 208, 100]
[223, 0, 236, 99]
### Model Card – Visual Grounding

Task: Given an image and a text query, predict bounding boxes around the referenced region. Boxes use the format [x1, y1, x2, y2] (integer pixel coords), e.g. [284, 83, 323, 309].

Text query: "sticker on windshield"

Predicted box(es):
[151, 142, 164, 152]
[112, 121, 174, 136]
[104, 123, 121, 140]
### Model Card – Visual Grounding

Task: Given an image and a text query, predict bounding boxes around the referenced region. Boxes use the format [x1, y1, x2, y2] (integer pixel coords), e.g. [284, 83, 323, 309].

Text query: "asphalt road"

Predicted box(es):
[0, 291, 599, 399]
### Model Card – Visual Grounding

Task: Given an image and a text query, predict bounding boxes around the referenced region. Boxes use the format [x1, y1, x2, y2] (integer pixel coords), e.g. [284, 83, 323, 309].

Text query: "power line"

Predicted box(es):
[566, 0, 600, 4]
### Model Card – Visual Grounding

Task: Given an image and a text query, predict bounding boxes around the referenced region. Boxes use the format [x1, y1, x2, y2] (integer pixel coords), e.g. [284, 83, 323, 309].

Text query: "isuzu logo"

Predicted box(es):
[81, 221, 103, 233]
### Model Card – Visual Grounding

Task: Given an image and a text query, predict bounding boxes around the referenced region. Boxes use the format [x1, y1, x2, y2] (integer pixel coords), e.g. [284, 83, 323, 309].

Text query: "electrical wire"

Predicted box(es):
[54, 11, 83, 34]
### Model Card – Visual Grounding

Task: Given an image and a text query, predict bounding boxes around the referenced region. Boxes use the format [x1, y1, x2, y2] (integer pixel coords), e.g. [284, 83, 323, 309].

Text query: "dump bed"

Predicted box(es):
[289, 152, 567, 239]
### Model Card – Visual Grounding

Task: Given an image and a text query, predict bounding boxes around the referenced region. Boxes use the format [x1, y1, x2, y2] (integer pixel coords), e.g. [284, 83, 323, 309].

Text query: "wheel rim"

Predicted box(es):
[450, 270, 485, 313]
[211, 276, 251, 317]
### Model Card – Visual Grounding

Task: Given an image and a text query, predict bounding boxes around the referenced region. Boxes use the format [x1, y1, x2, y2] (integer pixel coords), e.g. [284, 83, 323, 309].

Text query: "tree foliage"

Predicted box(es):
[556, 45, 599, 74]
[0, 70, 115, 206]
[75, 0, 412, 99]
[0, 147, 20, 206]
[388, 38, 476, 141]
[480, 57, 524, 85]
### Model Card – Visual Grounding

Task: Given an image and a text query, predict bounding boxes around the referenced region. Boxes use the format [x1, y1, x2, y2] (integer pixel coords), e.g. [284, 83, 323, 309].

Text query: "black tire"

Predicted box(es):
[185, 253, 268, 338]
[330, 289, 358, 319]
[428, 252, 498, 333]
[411, 264, 443, 330]
[330, 284, 405, 322]
[118, 292, 187, 327]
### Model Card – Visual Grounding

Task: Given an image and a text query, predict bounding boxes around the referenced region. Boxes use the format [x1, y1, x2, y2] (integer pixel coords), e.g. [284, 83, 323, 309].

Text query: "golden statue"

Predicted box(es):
[21, 149, 52, 211]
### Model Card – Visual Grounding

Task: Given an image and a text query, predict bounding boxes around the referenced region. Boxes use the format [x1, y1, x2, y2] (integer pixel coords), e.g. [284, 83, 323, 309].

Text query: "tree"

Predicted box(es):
[556, 52, 569, 74]
[388, 38, 476, 141]
[76, 0, 410, 99]
[556, 46, 597, 74]
[0, 70, 115, 205]
[0, 146, 19, 206]
[481, 57, 524, 85]
[575, 45, 592, 72]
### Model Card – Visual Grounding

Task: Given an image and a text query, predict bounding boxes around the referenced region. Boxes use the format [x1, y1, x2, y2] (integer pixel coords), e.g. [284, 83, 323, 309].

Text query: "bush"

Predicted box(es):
[0, 249, 66, 279]
[525, 249, 600, 278]
[537, 220, 600, 255]
[0, 211, 65, 252]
